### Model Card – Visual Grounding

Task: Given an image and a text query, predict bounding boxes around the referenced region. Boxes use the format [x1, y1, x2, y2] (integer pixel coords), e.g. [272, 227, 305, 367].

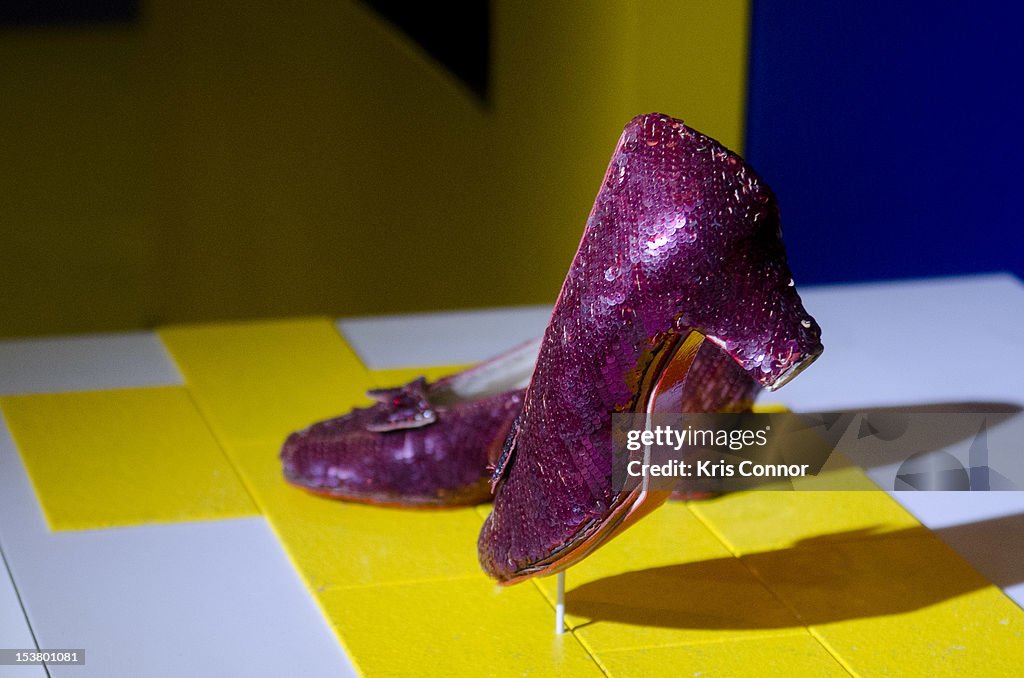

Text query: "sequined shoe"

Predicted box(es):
[478, 113, 823, 583]
[280, 339, 538, 506]
[281, 334, 756, 507]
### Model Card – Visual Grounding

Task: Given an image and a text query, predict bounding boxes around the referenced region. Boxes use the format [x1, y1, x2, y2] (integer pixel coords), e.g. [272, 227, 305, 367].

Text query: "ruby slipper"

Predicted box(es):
[279, 339, 538, 506]
[477, 113, 823, 583]
[280, 335, 757, 507]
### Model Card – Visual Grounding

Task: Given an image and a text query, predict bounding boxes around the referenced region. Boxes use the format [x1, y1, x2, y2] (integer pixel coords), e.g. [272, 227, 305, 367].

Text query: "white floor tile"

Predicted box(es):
[0, 332, 182, 395]
[774, 273, 1024, 412]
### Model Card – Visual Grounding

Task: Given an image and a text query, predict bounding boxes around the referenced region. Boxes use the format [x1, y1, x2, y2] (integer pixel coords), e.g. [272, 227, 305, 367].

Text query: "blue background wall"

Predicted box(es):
[746, 2, 1023, 285]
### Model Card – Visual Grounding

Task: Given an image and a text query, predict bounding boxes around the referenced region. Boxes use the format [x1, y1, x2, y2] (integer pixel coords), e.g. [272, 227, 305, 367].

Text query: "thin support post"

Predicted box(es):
[555, 571, 566, 634]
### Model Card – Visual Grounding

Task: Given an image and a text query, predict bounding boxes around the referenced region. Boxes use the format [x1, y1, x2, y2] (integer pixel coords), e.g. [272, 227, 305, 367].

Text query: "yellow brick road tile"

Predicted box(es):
[688, 488, 921, 555]
[534, 502, 804, 652]
[159, 318, 369, 446]
[228, 441, 487, 589]
[742, 532, 1024, 676]
[593, 633, 849, 677]
[369, 364, 470, 389]
[318, 577, 604, 677]
[1, 387, 257, 530]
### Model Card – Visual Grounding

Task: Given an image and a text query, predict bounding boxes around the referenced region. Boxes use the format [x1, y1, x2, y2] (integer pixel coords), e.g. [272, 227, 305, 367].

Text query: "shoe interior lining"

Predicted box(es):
[431, 338, 541, 405]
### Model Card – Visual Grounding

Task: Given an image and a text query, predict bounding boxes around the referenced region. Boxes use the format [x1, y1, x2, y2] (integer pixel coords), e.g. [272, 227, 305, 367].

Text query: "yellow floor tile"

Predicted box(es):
[742, 532, 1024, 676]
[688, 486, 921, 555]
[594, 633, 849, 677]
[533, 502, 804, 652]
[752, 402, 789, 414]
[158, 318, 369, 446]
[318, 577, 603, 677]
[228, 441, 487, 589]
[0, 387, 257, 530]
[368, 364, 470, 388]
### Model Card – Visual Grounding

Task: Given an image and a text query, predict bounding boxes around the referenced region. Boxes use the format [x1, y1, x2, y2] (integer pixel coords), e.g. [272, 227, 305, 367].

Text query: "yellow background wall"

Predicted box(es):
[0, 1, 748, 338]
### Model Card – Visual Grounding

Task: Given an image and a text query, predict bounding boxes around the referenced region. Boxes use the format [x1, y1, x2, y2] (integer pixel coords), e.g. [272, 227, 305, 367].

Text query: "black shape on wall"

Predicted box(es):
[0, 0, 138, 25]
[361, 0, 491, 103]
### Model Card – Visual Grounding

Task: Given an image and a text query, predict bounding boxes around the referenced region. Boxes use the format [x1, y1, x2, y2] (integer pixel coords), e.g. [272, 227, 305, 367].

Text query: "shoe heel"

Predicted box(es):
[495, 331, 707, 583]
[479, 113, 824, 583]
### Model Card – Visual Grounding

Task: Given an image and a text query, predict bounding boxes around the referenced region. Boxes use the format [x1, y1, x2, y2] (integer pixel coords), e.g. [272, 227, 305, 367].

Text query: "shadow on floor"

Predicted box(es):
[567, 517, 1023, 630]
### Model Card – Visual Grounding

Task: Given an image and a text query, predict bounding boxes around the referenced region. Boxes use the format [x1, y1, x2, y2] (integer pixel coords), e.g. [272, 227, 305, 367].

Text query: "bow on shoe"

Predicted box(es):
[364, 377, 438, 431]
